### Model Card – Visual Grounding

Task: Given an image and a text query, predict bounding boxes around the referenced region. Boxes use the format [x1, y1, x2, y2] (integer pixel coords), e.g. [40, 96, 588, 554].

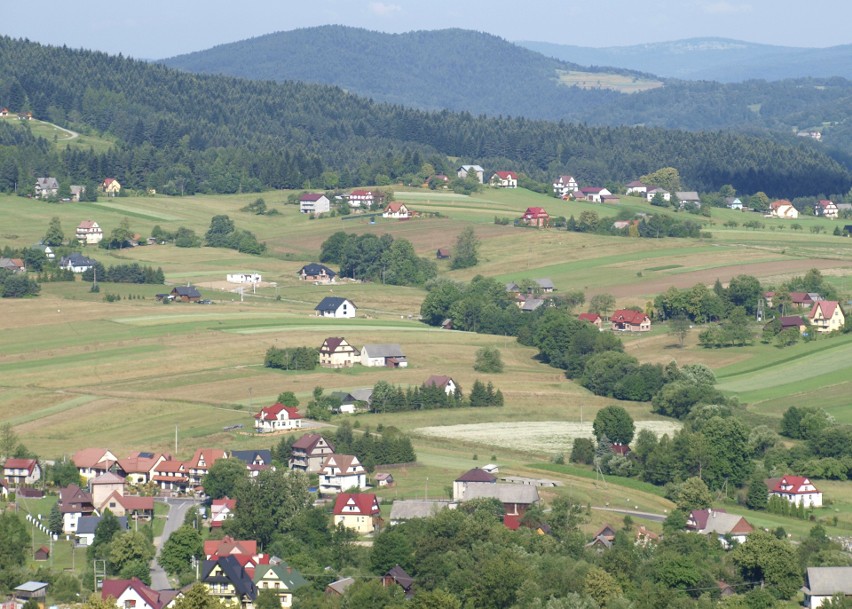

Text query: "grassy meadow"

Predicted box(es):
[3, 185, 852, 539]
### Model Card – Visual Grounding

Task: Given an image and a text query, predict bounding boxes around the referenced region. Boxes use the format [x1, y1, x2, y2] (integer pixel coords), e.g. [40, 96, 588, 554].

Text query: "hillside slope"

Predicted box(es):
[162, 26, 632, 119]
[518, 37, 852, 82]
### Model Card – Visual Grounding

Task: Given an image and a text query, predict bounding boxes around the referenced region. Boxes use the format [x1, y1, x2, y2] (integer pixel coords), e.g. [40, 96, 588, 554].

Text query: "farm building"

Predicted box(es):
[360, 344, 407, 367]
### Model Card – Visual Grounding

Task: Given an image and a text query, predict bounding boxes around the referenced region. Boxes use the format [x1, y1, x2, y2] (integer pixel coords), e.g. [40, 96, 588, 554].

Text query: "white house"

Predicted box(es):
[60, 253, 96, 273]
[423, 375, 457, 396]
[490, 171, 518, 188]
[625, 181, 648, 196]
[769, 200, 799, 219]
[226, 273, 262, 284]
[383, 202, 411, 219]
[32, 243, 55, 260]
[101, 578, 171, 609]
[254, 403, 303, 433]
[457, 165, 484, 183]
[319, 454, 368, 494]
[686, 509, 753, 549]
[299, 193, 331, 215]
[580, 187, 611, 203]
[35, 177, 59, 199]
[360, 344, 407, 367]
[314, 296, 357, 318]
[815, 199, 839, 219]
[803, 567, 852, 609]
[76, 220, 103, 244]
[767, 475, 823, 508]
[553, 175, 578, 197]
[676, 191, 701, 208]
[646, 188, 671, 202]
[332, 493, 381, 534]
[3, 458, 41, 486]
[725, 197, 743, 210]
[347, 189, 374, 208]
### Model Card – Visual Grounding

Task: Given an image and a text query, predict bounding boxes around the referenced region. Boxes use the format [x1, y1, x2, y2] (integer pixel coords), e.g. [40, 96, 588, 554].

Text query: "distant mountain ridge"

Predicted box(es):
[517, 37, 852, 82]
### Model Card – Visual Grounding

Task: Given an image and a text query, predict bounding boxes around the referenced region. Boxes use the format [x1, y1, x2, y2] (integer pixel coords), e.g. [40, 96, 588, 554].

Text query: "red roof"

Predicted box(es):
[523, 207, 549, 218]
[770, 475, 819, 495]
[770, 199, 793, 209]
[809, 300, 839, 321]
[300, 193, 325, 201]
[504, 514, 521, 530]
[349, 190, 373, 197]
[333, 493, 380, 516]
[205, 536, 257, 559]
[611, 309, 649, 326]
[455, 468, 496, 483]
[212, 497, 237, 510]
[255, 403, 301, 421]
[101, 578, 170, 609]
[424, 375, 453, 389]
[578, 313, 601, 323]
[817, 199, 835, 208]
[385, 202, 408, 213]
[4, 458, 37, 473]
[494, 171, 517, 180]
[581, 186, 604, 194]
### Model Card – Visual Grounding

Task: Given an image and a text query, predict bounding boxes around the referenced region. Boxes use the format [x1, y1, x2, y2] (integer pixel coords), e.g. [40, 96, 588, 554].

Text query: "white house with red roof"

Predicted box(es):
[333, 493, 381, 533]
[204, 536, 258, 561]
[808, 301, 845, 333]
[76, 220, 104, 244]
[610, 309, 651, 332]
[769, 199, 799, 219]
[553, 175, 578, 197]
[766, 475, 822, 508]
[210, 497, 237, 528]
[580, 187, 612, 203]
[815, 199, 839, 219]
[319, 454, 368, 494]
[101, 178, 121, 197]
[3, 458, 41, 487]
[101, 578, 175, 609]
[299, 193, 330, 215]
[423, 375, 457, 396]
[254, 403, 303, 433]
[490, 171, 518, 188]
[72, 448, 118, 482]
[186, 448, 228, 487]
[625, 181, 648, 196]
[152, 459, 189, 493]
[578, 313, 603, 329]
[522, 207, 550, 228]
[383, 202, 410, 219]
[347, 189, 374, 208]
[117, 452, 168, 485]
[319, 337, 360, 368]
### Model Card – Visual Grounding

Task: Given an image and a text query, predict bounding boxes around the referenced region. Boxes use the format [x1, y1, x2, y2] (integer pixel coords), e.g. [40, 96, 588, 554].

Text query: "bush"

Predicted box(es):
[473, 347, 504, 373]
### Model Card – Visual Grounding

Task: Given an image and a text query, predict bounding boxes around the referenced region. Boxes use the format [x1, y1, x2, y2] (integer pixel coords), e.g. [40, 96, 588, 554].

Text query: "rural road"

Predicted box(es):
[151, 497, 199, 591]
[592, 506, 666, 522]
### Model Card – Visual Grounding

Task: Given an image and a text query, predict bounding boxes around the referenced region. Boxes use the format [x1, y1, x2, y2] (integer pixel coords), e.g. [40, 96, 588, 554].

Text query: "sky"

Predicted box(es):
[3, 0, 850, 59]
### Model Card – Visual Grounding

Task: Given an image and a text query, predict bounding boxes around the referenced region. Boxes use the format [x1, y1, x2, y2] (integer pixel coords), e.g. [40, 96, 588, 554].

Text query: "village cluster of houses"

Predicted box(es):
[30, 178, 120, 201]
[297, 190, 414, 220]
[763, 291, 847, 334]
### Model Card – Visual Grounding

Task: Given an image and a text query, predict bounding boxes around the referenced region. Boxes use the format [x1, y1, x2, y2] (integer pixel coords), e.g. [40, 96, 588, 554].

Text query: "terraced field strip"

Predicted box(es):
[3, 393, 102, 426]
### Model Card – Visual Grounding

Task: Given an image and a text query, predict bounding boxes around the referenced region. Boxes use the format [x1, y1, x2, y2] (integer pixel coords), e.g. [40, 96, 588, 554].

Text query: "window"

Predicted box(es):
[124, 601, 136, 609]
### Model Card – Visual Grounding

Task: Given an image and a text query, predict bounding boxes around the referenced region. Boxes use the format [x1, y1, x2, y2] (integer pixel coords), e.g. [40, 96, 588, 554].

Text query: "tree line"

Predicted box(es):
[320, 231, 436, 286]
[1, 36, 849, 199]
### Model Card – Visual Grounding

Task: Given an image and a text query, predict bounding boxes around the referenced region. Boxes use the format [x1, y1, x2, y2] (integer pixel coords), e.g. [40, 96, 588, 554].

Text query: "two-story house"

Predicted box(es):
[34, 177, 59, 199]
[319, 454, 368, 494]
[808, 301, 845, 333]
[382, 202, 411, 219]
[332, 493, 381, 533]
[58, 483, 95, 534]
[314, 296, 357, 318]
[553, 175, 578, 197]
[76, 220, 104, 244]
[490, 171, 518, 188]
[73, 448, 118, 482]
[253, 562, 308, 608]
[186, 448, 228, 487]
[102, 178, 121, 196]
[289, 434, 335, 474]
[457, 165, 484, 183]
[347, 189, 374, 208]
[254, 403, 303, 433]
[201, 556, 258, 609]
[299, 193, 330, 215]
[297, 263, 336, 283]
[319, 337, 360, 368]
[815, 199, 839, 219]
[766, 475, 823, 508]
[3, 458, 41, 487]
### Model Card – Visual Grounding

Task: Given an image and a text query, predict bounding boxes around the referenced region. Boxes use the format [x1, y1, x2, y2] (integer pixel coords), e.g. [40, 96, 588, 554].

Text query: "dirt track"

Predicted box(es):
[591, 258, 852, 299]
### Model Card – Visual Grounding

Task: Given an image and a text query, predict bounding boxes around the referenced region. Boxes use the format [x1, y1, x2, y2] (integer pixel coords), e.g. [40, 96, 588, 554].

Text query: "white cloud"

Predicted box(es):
[368, 2, 401, 16]
[701, 1, 752, 14]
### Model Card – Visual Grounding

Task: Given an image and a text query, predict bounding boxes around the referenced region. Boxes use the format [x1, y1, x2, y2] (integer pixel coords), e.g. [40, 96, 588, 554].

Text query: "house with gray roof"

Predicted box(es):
[76, 515, 128, 546]
[315, 297, 356, 318]
[34, 177, 59, 199]
[457, 164, 484, 183]
[803, 567, 852, 608]
[60, 253, 95, 273]
[389, 499, 454, 524]
[360, 343, 407, 367]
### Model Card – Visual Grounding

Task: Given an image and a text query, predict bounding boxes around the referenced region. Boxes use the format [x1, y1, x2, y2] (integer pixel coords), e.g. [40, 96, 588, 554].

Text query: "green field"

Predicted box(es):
[3, 185, 852, 543]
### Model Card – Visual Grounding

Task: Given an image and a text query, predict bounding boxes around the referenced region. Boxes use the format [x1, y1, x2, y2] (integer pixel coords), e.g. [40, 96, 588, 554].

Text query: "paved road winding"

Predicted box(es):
[151, 498, 199, 591]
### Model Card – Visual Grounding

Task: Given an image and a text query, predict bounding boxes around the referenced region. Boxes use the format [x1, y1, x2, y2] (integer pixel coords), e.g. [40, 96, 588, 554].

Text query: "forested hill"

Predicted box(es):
[519, 38, 852, 83]
[162, 27, 852, 159]
[162, 26, 632, 118]
[0, 36, 849, 198]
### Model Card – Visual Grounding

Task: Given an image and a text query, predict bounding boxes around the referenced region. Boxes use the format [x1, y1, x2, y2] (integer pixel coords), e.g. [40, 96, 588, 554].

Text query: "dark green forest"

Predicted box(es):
[162, 26, 852, 161]
[0, 35, 849, 198]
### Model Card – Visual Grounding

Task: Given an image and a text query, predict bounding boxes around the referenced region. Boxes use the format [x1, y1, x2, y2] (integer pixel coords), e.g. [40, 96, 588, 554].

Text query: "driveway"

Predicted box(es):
[151, 497, 200, 591]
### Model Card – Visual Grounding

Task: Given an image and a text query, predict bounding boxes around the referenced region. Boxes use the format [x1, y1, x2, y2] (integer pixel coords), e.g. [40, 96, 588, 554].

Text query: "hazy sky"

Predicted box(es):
[3, 0, 849, 59]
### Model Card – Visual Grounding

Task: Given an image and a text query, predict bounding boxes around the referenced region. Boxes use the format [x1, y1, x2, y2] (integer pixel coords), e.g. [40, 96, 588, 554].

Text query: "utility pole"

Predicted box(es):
[175, 425, 178, 454]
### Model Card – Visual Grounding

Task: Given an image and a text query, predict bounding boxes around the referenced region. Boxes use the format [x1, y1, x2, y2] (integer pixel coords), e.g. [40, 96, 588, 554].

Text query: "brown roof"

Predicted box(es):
[455, 468, 497, 483]
[424, 375, 452, 389]
[73, 448, 113, 469]
[292, 433, 333, 452]
[322, 454, 362, 473]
